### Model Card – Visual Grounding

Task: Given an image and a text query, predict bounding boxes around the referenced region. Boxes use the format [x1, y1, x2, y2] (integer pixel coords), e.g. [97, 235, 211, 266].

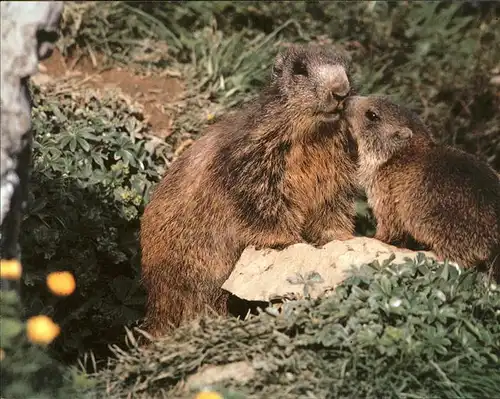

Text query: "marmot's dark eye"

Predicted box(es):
[365, 110, 380, 122]
[292, 60, 308, 77]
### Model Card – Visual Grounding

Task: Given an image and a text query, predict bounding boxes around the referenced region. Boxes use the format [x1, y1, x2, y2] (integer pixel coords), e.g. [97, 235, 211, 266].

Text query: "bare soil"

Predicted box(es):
[36, 48, 185, 139]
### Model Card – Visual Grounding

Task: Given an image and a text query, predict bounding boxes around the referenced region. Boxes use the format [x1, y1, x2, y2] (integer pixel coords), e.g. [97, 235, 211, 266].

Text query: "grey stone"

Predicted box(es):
[223, 237, 443, 302]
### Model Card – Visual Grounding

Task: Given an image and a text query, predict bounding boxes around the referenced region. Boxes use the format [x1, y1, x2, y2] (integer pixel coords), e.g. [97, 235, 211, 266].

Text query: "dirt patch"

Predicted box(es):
[36, 48, 185, 139]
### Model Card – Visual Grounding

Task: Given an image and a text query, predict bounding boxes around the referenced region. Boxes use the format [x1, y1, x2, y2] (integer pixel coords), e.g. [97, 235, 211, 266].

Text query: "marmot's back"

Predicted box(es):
[389, 145, 500, 258]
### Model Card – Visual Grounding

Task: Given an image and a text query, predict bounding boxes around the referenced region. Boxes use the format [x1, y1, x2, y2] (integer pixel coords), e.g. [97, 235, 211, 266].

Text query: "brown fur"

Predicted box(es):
[140, 44, 360, 337]
[344, 95, 500, 280]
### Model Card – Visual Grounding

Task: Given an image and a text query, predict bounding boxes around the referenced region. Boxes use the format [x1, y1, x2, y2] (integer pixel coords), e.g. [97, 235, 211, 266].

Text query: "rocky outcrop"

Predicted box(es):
[223, 237, 440, 302]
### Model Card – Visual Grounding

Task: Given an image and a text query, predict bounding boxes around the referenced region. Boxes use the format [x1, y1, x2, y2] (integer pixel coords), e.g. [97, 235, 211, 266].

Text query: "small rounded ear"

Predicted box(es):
[394, 126, 413, 140]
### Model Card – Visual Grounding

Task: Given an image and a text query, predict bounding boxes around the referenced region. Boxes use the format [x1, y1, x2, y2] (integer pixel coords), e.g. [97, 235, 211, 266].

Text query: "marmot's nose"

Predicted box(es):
[330, 81, 350, 104]
[315, 64, 350, 98]
[332, 92, 349, 111]
[342, 95, 360, 111]
[332, 91, 349, 102]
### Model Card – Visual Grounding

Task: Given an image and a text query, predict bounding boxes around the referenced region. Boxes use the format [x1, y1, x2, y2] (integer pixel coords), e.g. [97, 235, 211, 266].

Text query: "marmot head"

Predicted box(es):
[270, 44, 353, 123]
[343, 95, 431, 166]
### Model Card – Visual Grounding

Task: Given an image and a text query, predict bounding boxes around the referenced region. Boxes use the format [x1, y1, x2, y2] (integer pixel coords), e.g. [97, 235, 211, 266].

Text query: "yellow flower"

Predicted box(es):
[194, 391, 224, 399]
[46, 271, 76, 296]
[26, 315, 61, 345]
[207, 113, 215, 121]
[0, 259, 22, 280]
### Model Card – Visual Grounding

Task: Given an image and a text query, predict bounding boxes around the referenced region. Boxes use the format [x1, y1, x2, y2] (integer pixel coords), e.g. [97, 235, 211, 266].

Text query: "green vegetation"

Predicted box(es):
[2, 1, 499, 398]
[92, 256, 500, 398]
[0, 289, 89, 399]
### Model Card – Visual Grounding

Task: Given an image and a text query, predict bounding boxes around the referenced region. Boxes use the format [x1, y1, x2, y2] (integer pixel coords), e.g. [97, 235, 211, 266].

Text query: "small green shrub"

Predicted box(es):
[88, 255, 500, 399]
[21, 83, 165, 363]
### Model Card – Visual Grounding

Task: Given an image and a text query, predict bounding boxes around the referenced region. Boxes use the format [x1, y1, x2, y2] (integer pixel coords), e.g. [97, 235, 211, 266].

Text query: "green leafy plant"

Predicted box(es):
[21, 82, 165, 363]
[87, 254, 500, 399]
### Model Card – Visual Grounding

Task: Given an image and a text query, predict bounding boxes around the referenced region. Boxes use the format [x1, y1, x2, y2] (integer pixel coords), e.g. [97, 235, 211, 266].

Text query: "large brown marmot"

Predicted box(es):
[343, 95, 500, 279]
[140, 44, 360, 336]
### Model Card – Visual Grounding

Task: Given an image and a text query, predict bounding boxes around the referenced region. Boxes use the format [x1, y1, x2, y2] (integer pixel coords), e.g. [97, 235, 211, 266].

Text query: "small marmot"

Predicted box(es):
[140, 44, 359, 336]
[343, 95, 500, 279]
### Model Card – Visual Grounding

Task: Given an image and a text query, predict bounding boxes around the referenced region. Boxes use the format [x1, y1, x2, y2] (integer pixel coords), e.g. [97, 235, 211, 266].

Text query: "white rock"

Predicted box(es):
[222, 237, 438, 302]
